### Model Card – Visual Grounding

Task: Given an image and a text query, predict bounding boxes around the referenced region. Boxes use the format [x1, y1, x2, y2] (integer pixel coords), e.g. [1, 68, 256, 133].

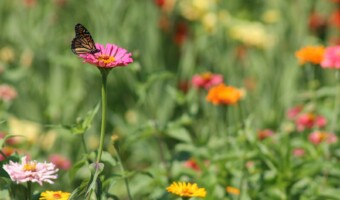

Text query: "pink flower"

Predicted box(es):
[321, 46, 340, 69]
[191, 72, 223, 90]
[293, 148, 305, 157]
[49, 154, 71, 170]
[3, 156, 58, 185]
[0, 84, 17, 102]
[295, 113, 327, 132]
[257, 129, 274, 140]
[315, 116, 327, 127]
[79, 43, 133, 68]
[286, 105, 303, 120]
[308, 131, 337, 145]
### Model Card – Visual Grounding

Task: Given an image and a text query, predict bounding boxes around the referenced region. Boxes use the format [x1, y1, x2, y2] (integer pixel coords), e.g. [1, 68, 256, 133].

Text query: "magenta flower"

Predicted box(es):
[191, 72, 223, 90]
[3, 156, 58, 185]
[79, 43, 133, 68]
[321, 46, 340, 69]
[308, 131, 337, 145]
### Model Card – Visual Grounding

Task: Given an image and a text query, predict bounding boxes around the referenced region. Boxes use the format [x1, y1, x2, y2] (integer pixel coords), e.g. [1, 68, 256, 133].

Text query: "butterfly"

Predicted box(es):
[71, 23, 100, 55]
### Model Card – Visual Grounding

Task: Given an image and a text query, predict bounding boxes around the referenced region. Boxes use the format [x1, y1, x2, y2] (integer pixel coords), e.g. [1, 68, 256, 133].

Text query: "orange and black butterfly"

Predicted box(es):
[71, 23, 100, 55]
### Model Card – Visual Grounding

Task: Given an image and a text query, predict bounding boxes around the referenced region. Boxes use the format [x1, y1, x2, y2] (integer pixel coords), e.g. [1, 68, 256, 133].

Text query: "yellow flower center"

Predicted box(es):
[97, 54, 115, 65]
[201, 72, 212, 80]
[53, 193, 62, 199]
[182, 188, 193, 196]
[319, 132, 328, 141]
[23, 163, 37, 171]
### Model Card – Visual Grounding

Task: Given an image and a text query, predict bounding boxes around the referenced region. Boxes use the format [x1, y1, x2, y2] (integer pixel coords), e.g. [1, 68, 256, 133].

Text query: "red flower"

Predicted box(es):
[329, 10, 340, 28]
[154, 0, 166, 7]
[174, 22, 188, 46]
[257, 129, 274, 140]
[308, 12, 327, 32]
[0, 147, 15, 161]
[183, 159, 200, 171]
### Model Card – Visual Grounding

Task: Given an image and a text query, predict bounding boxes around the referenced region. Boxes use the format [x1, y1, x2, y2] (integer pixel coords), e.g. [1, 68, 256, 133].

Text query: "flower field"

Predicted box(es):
[1, 0, 340, 199]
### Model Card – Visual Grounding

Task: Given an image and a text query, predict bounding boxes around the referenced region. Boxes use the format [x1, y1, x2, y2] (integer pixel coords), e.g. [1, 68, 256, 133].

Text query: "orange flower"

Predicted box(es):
[206, 83, 242, 105]
[226, 186, 240, 195]
[295, 46, 325, 65]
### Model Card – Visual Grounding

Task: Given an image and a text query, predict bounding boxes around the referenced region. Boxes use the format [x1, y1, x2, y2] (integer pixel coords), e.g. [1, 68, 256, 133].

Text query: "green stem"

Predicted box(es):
[112, 144, 134, 200]
[96, 68, 110, 164]
[27, 182, 32, 200]
[156, 133, 170, 182]
[331, 71, 340, 132]
[81, 134, 88, 154]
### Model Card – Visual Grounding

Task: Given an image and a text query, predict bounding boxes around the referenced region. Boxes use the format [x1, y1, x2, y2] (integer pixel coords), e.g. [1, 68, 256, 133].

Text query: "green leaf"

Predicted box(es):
[0, 190, 10, 200]
[86, 163, 104, 197]
[0, 134, 25, 149]
[69, 179, 90, 200]
[138, 171, 154, 179]
[165, 127, 192, 143]
[100, 151, 117, 167]
[69, 158, 87, 180]
[56, 102, 100, 135]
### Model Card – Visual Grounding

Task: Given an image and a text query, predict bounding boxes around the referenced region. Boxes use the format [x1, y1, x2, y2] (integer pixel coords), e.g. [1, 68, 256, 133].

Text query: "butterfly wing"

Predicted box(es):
[71, 24, 100, 55]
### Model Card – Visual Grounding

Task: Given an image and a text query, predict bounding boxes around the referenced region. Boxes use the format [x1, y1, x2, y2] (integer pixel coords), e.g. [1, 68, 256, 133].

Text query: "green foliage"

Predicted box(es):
[0, 0, 340, 199]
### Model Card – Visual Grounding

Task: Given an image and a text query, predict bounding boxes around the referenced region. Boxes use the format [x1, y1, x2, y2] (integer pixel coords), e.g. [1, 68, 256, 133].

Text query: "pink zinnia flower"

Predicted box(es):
[321, 46, 340, 69]
[79, 43, 133, 68]
[308, 131, 337, 145]
[0, 84, 17, 102]
[49, 154, 71, 170]
[191, 72, 223, 90]
[3, 156, 58, 185]
[295, 113, 327, 132]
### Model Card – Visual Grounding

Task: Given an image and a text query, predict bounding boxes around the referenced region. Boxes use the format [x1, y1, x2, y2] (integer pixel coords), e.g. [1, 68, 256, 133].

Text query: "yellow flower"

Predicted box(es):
[39, 191, 70, 200]
[202, 12, 218, 33]
[295, 46, 325, 65]
[167, 182, 207, 198]
[179, 0, 218, 21]
[8, 117, 41, 145]
[262, 9, 280, 24]
[229, 22, 274, 49]
[226, 186, 240, 195]
[0, 46, 15, 63]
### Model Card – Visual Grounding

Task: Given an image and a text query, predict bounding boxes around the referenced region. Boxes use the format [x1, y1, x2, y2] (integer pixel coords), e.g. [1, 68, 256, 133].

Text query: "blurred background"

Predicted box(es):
[1, 0, 340, 199]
